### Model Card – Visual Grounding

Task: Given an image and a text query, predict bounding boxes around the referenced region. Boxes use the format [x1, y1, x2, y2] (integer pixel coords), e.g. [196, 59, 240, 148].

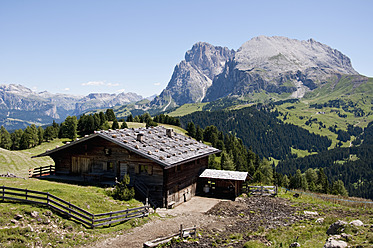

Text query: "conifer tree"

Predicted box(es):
[37, 126, 44, 145]
[331, 180, 348, 196]
[112, 119, 119, 130]
[282, 175, 290, 188]
[11, 129, 23, 150]
[99, 111, 107, 125]
[120, 121, 128, 129]
[126, 114, 133, 122]
[105, 109, 116, 121]
[187, 122, 196, 138]
[221, 151, 235, 171]
[195, 125, 203, 141]
[0, 126, 12, 150]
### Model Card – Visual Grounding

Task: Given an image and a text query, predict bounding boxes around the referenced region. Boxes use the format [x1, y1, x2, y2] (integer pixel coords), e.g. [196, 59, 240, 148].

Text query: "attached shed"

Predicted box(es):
[33, 126, 220, 208]
[199, 169, 248, 198]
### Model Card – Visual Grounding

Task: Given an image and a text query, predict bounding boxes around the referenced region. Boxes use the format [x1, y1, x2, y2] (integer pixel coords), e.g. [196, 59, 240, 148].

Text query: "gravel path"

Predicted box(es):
[89, 197, 222, 248]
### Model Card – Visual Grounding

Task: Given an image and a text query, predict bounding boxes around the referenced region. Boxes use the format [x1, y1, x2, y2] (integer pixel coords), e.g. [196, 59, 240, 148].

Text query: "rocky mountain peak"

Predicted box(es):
[185, 42, 235, 80]
[152, 42, 235, 107]
[235, 36, 357, 75]
[203, 36, 359, 102]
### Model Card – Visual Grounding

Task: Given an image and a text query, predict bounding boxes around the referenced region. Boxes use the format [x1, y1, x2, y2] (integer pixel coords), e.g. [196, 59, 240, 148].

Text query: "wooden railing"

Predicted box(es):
[134, 179, 157, 207]
[29, 165, 55, 178]
[246, 186, 278, 196]
[0, 185, 149, 228]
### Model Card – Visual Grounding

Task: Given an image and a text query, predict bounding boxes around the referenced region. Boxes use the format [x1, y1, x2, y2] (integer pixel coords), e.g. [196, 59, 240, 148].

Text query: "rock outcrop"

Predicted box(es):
[152, 42, 234, 108]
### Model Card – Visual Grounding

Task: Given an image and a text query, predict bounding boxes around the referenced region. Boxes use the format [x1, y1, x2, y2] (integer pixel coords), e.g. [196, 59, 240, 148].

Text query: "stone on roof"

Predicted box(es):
[34, 126, 220, 168]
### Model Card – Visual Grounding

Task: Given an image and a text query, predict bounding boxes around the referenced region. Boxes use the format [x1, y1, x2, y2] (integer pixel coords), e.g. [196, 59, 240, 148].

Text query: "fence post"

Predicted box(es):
[261, 186, 263, 196]
[25, 188, 28, 200]
[109, 211, 112, 227]
[1, 185, 4, 201]
[179, 224, 183, 238]
[91, 214, 94, 229]
[47, 193, 49, 206]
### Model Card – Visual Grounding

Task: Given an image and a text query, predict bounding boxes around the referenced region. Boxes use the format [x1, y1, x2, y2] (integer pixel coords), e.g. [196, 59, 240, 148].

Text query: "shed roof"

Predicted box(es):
[199, 169, 248, 181]
[34, 126, 220, 169]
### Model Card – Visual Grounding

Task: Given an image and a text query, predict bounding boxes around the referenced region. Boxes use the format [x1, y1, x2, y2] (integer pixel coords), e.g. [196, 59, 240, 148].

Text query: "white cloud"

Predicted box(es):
[154, 82, 161, 86]
[81, 81, 120, 87]
[116, 88, 126, 93]
[63, 88, 70, 91]
[82, 81, 105, 86]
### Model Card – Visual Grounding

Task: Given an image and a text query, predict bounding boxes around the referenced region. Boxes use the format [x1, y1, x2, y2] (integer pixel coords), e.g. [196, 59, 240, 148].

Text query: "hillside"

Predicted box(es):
[0, 139, 68, 177]
[179, 104, 332, 160]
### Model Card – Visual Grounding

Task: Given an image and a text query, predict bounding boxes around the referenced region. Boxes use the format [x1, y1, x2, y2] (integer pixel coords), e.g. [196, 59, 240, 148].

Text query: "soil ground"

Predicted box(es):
[88, 196, 222, 248]
[88, 195, 313, 248]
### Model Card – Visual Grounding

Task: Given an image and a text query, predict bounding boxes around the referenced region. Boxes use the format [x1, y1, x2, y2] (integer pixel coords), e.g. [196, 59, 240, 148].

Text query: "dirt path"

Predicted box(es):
[89, 197, 222, 248]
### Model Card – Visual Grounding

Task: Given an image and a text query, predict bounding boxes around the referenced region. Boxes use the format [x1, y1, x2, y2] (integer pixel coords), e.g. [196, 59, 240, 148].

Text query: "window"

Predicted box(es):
[107, 162, 114, 171]
[147, 165, 153, 175]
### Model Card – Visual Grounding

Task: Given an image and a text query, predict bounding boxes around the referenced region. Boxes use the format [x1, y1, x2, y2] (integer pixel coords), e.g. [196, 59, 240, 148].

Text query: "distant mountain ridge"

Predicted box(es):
[153, 36, 360, 109]
[0, 84, 143, 130]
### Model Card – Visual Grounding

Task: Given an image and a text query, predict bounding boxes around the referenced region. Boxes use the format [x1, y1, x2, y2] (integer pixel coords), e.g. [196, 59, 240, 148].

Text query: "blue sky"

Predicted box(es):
[0, 0, 372, 97]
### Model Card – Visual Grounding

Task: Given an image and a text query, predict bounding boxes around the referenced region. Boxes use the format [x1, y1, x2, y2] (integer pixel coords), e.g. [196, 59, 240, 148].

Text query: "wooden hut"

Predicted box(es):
[199, 169, 248, 198]
[33, 126, 220, 208]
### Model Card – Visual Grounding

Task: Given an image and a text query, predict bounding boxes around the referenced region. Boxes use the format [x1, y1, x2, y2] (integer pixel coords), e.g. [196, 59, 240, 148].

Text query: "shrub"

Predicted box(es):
[109, 175, 135, 201]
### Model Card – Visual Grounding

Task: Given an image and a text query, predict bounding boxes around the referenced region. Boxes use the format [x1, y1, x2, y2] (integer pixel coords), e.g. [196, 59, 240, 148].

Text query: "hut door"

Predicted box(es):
[72, 157, 90, 174]
[119, 162, 129, 178]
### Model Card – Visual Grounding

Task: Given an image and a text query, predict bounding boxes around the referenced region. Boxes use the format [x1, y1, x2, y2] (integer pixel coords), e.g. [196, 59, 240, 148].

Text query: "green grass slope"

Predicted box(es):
[0, 139, 70, 177]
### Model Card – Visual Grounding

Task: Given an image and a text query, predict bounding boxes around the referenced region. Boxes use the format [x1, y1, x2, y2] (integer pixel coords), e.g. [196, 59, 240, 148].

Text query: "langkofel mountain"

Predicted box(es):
[153, 36, 360, 109]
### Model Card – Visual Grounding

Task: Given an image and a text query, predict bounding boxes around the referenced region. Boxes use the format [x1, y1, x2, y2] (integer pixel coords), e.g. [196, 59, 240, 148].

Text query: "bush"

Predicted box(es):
[109, 175, 135, 201]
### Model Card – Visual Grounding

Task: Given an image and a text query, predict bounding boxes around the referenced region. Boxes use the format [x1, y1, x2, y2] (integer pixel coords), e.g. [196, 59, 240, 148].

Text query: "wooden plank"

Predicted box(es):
[47, 204, 92, 226]
[94, 206, 147, 217]
[2, 196, 47, 206]
[48, 199, 92, 221]
[2, 186, 49, 195]
[48, 194, 93, 216]
[93, 214, 146, 227]
[93, 209, 147, 223]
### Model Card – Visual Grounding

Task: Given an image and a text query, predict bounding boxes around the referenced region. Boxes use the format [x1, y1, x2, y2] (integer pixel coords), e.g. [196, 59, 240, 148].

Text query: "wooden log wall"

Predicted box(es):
[49, 136, 165, 204]
[164, 157, 208, 207]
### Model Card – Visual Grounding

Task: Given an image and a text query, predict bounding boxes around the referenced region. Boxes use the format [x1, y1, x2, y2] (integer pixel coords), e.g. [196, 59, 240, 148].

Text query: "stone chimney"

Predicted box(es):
[166, 128, 173, 138]
[137, 133, 144, 142]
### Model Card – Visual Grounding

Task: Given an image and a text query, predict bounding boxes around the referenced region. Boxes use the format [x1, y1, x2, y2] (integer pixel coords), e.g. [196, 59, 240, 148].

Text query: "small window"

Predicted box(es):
[140, 165, 147, 173]
[135, 165, 140, 174]
[147, 165, 153, 175]
[107, 162, 114, 171]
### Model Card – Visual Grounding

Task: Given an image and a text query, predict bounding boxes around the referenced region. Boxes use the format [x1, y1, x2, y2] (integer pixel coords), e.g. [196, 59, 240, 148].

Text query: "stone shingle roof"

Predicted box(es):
[199, 169, 248, 181]
[34, 126, 220, 168]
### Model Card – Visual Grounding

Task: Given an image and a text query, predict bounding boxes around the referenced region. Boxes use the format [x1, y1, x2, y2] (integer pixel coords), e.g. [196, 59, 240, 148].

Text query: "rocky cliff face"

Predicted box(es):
[0, 84, 143, 130]
[204, 36, 358, 101]
[152, 42, 235, 108]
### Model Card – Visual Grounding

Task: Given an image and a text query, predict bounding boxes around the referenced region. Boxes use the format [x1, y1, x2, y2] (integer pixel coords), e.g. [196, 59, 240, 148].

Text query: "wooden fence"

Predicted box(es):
[29, 165, 55, 178]
[0, 185, 149, 228]
[246, 186, 277, 196]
